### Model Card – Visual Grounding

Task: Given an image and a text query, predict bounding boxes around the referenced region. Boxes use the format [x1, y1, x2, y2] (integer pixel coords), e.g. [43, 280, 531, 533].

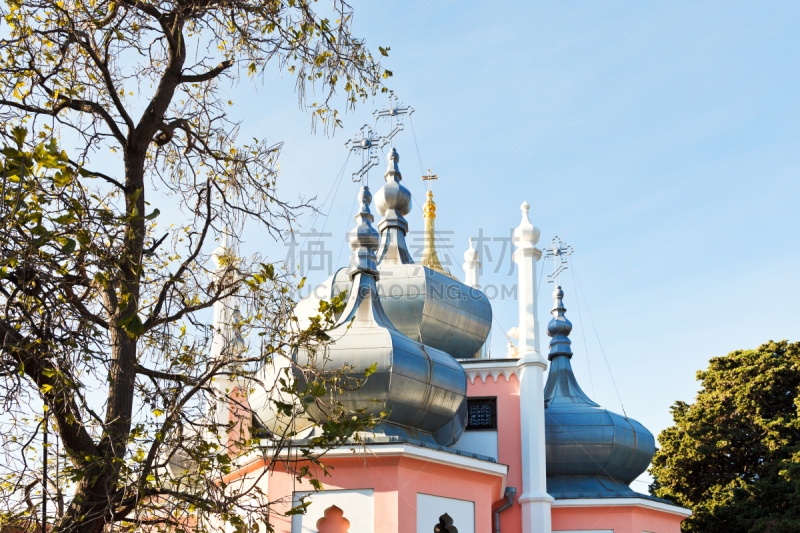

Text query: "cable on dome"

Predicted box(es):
[335, 191, 358, 270]
[568, 255, 627, 418]
[569, 257, 596, 398]
[292, 152, 351, 275]
[409, 115, 426, 176]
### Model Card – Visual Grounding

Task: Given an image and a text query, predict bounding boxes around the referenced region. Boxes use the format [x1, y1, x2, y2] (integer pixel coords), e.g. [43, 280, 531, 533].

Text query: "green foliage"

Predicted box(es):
[650, 340, 800, 533]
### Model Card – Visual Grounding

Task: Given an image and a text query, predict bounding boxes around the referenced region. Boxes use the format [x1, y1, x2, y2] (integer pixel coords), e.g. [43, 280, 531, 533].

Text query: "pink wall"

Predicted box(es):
[227, 386, 249, 457]
[467, 374, 522, 533]
[226, 453, 504, 532]
[551, 505, 686, 533]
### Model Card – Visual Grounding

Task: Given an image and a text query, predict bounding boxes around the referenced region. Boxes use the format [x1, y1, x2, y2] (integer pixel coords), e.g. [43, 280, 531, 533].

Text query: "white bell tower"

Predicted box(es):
[512, 201, 553, 533]
[208, 229, 247, 445]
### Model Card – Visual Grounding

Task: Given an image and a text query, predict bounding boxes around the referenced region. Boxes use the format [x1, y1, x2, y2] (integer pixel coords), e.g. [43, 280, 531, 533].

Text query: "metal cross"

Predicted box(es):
[373, 94, 414, 148]
[344, 124, 387, 183]
[544, 236, 574, 284]
[373, 94, 415, 123]
[421, 169, 438, 190]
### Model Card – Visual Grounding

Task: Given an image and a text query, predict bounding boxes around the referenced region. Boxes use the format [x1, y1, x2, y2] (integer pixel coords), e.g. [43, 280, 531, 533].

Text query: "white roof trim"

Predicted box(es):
[551, 497, 692, 517]
[237, 443, 508, 494]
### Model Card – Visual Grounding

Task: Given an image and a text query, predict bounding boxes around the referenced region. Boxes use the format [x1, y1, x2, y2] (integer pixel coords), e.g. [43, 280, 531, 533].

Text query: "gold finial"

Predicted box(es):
[420, 186, 456, 279]
[423, 189, 436, 219]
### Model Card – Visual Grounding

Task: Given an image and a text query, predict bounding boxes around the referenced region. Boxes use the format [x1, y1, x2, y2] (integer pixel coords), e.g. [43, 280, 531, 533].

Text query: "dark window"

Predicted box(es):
[434, 513, 458, 533]
[466, 397, 497, 430]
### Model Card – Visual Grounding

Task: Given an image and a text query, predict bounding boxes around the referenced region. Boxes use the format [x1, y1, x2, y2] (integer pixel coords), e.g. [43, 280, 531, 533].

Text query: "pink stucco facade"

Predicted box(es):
[225, 454, 505, 532]
[551, 504, 686, 533]
[468, 373, 524, 532]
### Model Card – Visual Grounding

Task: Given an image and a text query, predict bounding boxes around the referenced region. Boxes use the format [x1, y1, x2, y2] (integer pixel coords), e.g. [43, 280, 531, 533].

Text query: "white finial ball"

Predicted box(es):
[513, 200, 541, 247]
[210, 245, 226, 268]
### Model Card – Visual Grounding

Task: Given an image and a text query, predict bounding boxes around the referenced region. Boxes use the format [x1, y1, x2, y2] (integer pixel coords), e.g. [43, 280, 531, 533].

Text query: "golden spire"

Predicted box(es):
[420, 184, 454, 278]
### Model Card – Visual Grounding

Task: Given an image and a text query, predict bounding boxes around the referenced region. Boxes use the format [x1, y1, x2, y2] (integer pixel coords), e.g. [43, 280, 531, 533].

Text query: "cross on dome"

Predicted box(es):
[344, 124, 387, 184]
[372, 94, 415, 122]
[421, 169, 438, 191]
[544, 236, 574, 285]
[373, 94, 414, 149]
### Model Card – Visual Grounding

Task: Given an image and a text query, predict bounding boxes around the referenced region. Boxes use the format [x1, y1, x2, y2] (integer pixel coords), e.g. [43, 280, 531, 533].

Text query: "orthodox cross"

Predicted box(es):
[344, 124, 387, 184]
[421, 169, 438, 190]
[373, 94, 414, 147]
[544, 236, 574, 285]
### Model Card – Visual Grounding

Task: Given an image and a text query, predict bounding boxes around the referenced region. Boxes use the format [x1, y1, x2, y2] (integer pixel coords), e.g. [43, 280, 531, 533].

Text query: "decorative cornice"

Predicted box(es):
[459, 358, 528, 384]
[551, 497, 692, 517]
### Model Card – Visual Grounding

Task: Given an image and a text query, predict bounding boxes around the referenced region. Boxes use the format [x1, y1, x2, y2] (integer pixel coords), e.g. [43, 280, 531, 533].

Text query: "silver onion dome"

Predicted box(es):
[373, 148, 412, 221]
[371, 149, 492, 360]
[544, 285, 656, 498]
[294, 185, 468, 446]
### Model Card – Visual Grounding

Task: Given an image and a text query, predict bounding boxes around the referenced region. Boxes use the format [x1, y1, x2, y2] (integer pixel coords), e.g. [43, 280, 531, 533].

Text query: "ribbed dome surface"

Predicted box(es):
[544, 355, 655, 484]
[372, 149, 492, 359]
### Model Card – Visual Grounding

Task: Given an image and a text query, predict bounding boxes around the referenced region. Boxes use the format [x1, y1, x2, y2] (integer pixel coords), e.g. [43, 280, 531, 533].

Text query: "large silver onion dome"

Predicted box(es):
[372, 150, 492, 360]
[293, 185, 468, 446]
[544, 286, 656, 498]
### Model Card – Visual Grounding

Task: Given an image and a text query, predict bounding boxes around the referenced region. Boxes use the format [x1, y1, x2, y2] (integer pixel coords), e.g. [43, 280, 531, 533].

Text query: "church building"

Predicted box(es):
[208, 143, 691, 533]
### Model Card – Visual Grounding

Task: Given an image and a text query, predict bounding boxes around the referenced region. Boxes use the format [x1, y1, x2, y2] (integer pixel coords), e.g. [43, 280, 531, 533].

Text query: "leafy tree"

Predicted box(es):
[650, 340, 800, 533]
[0, 0, 390, 531]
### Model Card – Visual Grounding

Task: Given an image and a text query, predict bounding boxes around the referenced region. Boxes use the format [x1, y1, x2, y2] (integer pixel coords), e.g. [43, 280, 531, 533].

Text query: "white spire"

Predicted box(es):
[207, 227, 247, 443]
[512, 201, 542, 357]
[210, 228, 246, 360]
[463, 237, 481, 288]
[511, 200, 552, 533]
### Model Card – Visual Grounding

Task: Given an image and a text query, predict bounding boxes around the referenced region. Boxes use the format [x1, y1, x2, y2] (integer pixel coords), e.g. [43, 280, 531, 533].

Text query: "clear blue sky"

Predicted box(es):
[203, 0, 800, 486]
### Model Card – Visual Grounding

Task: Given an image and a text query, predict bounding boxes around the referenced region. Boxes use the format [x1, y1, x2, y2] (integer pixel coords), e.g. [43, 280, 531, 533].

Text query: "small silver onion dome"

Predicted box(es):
[373, 148, 412, 223]
[374, 149, 414, 265]
[544, 286, 656, 498]
[348, 186, 380, 277]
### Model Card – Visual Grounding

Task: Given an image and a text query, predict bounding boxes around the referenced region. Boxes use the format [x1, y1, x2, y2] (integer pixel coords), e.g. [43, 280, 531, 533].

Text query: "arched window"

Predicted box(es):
[316, 505, 350, 533]
[434, 513, 458, 533]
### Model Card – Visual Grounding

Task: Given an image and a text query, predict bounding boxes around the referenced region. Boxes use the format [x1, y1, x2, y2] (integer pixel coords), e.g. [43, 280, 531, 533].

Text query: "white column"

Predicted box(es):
[463, 237, 481, 288]
[512, 201, 553, 533]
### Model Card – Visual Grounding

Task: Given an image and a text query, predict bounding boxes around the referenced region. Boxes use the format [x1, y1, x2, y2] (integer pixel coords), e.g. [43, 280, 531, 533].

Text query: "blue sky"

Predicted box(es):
[186, 1, 800, 486]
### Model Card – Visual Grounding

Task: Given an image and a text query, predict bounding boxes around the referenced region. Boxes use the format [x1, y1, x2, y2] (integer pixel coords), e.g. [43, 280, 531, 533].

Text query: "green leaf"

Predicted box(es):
[53, 214, 76, 225]
[61, 238, 76, 255]
[11, 126, 26, 148]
